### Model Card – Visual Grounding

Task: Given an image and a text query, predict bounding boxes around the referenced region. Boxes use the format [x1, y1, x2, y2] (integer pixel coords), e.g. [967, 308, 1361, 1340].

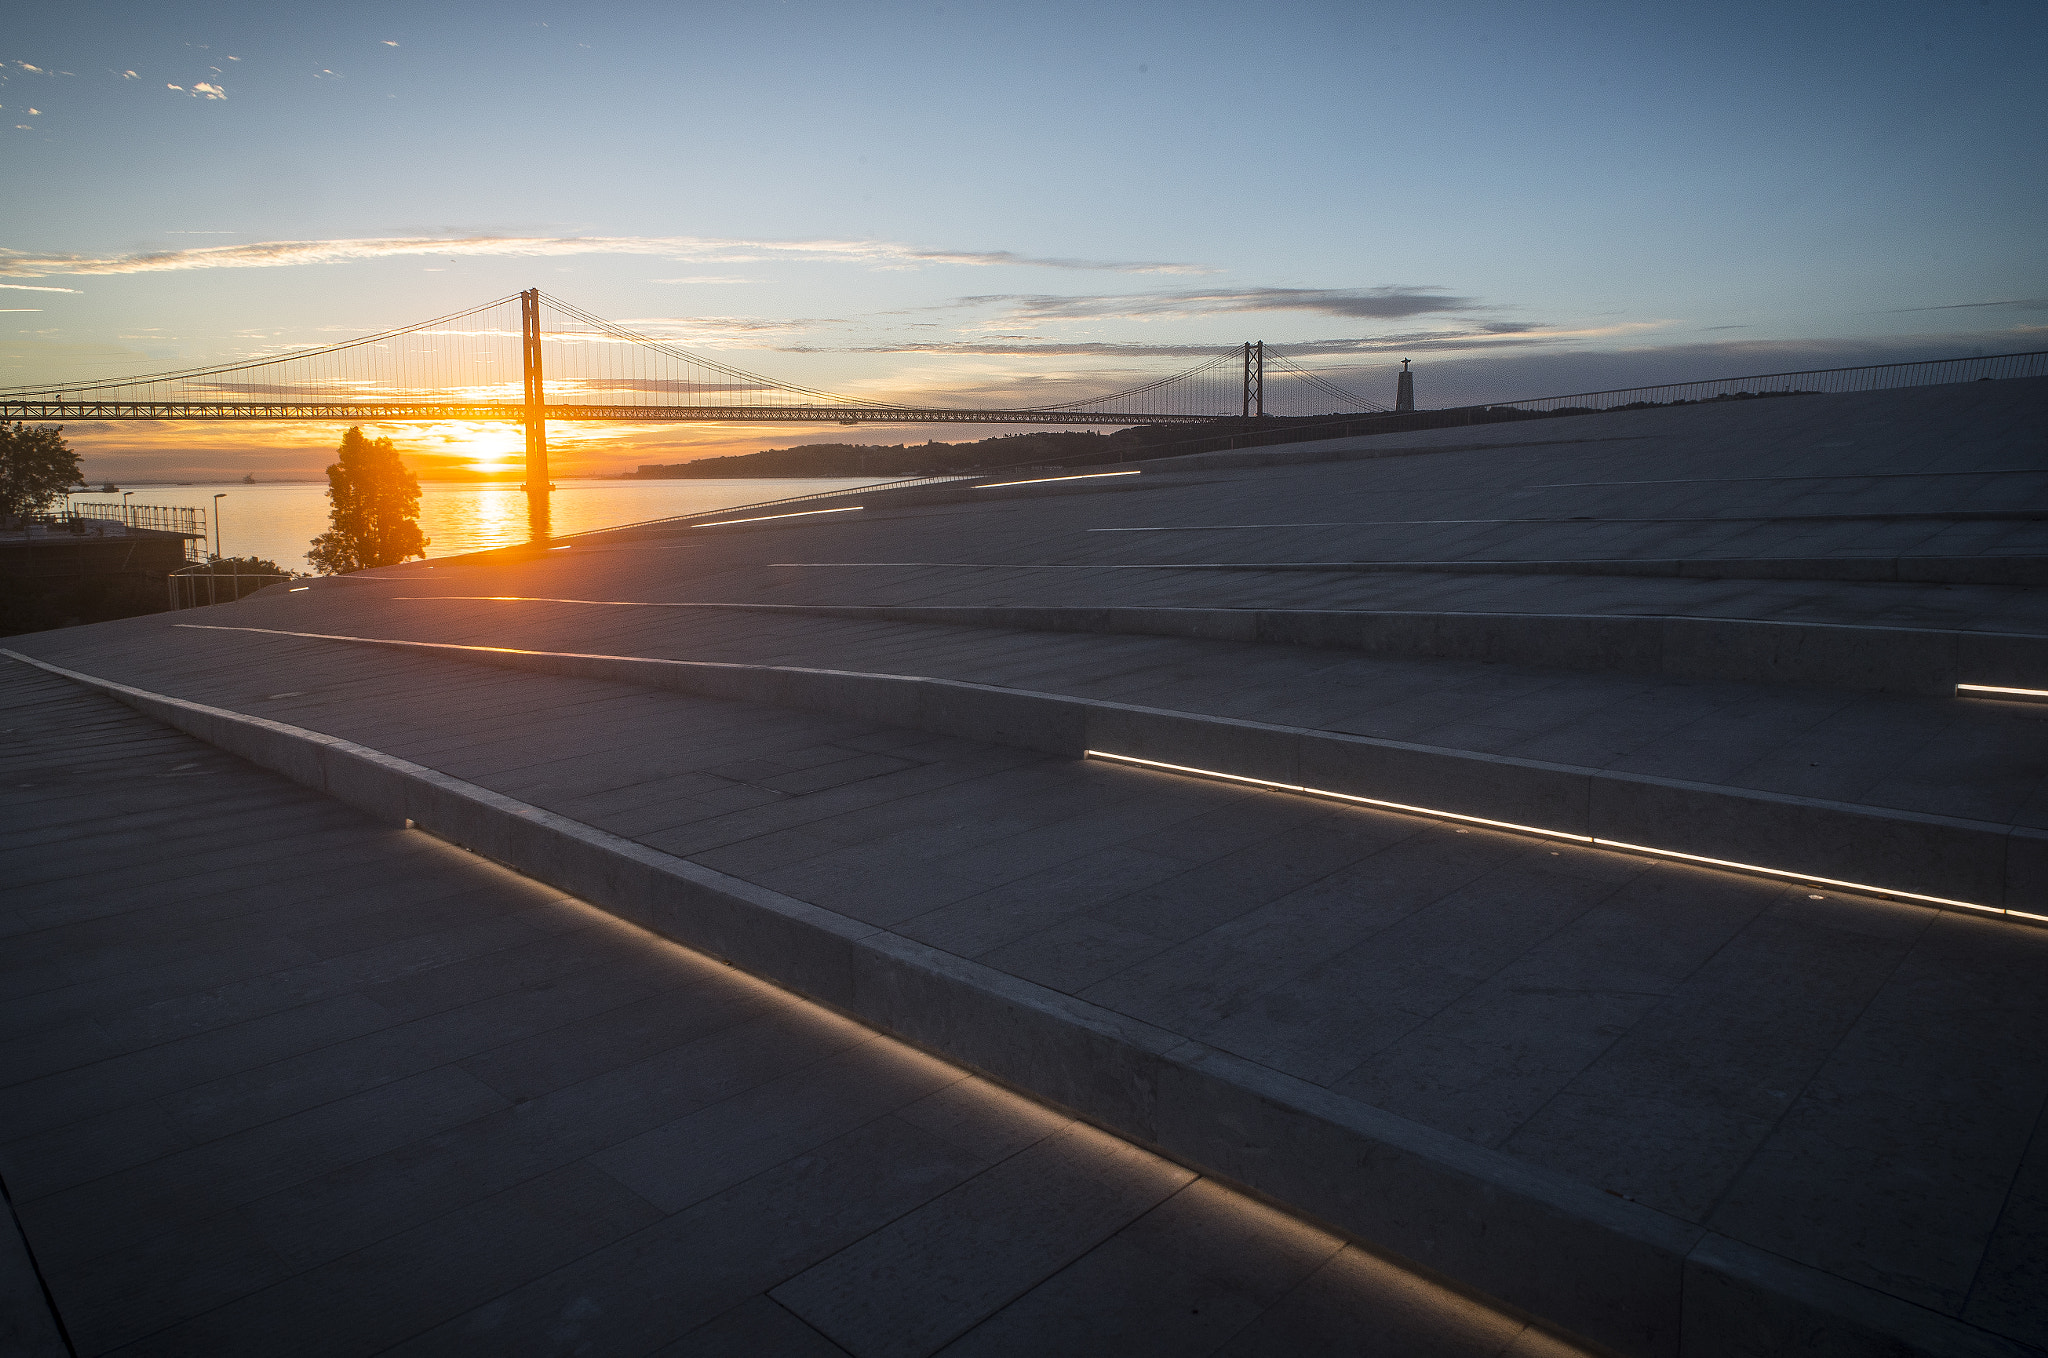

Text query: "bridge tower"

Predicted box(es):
[1395, 358, 1415, 413]
[1242, 342, 1264, 418]
[520, 288, 550, 537]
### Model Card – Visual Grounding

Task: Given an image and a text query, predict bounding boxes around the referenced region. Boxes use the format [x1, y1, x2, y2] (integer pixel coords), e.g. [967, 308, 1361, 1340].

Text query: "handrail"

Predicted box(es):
[548, 348, 2048, 545]
[1084, 349, 2048, 467]
[168, 560, 296, 610]
[66, 501, 208, 535]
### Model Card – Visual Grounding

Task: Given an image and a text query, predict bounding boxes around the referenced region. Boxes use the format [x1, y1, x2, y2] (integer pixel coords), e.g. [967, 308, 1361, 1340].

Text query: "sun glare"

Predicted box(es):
[424, 421, 523, 474]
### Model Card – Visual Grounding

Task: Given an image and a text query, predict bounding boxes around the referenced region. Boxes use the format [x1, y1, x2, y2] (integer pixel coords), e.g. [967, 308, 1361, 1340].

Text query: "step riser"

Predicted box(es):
[14, 646, 2031, 1358]
[175, 626, 2046, 919]
[671, 603, 2047, 696]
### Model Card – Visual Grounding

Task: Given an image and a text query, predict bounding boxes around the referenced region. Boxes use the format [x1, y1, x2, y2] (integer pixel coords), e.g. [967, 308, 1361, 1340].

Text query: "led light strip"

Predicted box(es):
[692, 506, 863, 527]
[1086, 750, 1593, 843]
[1586, 839, 1997, 913]
[976, 471, 1142, 489]
[1957, 682, 2048, 701]
[1084, 749, 2030, 921]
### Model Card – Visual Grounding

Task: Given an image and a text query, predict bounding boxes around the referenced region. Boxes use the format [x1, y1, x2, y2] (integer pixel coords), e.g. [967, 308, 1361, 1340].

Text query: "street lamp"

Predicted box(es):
[213, 493, 226, 559]
[121, 490, 134, 526]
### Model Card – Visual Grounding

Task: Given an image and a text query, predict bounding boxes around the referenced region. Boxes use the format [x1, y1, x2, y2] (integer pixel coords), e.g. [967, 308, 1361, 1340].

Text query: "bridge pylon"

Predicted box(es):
[1242, 342, 1264, 418]
[521, 288, 550, 537]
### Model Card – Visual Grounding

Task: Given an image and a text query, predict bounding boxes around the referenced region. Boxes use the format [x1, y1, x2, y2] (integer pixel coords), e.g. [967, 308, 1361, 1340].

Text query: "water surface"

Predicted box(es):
[83, 478, 886, 572]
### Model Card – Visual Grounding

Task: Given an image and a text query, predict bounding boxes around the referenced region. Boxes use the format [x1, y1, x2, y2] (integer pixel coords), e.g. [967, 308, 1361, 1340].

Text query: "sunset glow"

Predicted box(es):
[4, 3, 2040, 486]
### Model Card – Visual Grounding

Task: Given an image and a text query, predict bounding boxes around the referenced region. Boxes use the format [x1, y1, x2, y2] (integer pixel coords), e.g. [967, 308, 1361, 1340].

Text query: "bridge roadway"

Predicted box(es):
[0, 401, 1215, 427]
[0, 662, 1580, 1357]
[6, 376, 2047, 1356]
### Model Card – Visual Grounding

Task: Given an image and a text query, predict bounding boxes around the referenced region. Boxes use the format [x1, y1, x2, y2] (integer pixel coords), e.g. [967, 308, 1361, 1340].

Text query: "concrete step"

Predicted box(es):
[566, 600, 2048, 698]
[153, 625, 2048, 921]
[10, 644, 2036, 1358]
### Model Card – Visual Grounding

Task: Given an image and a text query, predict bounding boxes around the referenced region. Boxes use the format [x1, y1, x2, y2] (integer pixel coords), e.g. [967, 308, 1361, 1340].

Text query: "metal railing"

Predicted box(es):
[973, 348, 2048, 471]
[1483, 349, 2048, 414]
[538, 348, 2048, 547]
[168, 562, 295, 609]
[67, 500, 209, 536]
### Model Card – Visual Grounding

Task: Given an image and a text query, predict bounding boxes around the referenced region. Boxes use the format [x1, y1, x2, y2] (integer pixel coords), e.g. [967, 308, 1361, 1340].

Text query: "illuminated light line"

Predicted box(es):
[1587, 839, 1995, 912]
[1083, 750, 1593, 844]
[1092, 523, 1387, 532]
[1084, 749, 2015, 919]
[692, 506, 863, 528]
[764, 562, 1274, 570]
[975, 471, 1142, 489]
[1957, 682, 2048, 701]
[393, 595, 655, 605]
[1092, 512, 2048, 531]
[288, 586, 310, 593]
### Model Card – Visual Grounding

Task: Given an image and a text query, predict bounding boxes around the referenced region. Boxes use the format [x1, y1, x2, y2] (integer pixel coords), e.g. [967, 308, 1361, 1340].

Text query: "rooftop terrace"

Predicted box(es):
[6, 375, 2046, 1357]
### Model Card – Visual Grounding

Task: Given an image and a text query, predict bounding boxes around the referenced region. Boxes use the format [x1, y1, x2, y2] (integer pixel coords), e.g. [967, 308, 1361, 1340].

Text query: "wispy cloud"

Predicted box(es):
[0, 235, 1209, 279]
[1884, 297, 2048, 313]
[0, 282, 79, 293]
[778, 319, 1668, 358]
[611, 315, 848, 345]
[948, 285, 1482, 323]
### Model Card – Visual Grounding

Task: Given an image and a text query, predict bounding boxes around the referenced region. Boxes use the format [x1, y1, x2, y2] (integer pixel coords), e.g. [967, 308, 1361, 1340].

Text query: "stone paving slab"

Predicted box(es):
[190, 586, 2048, 835]
[0, 661, 1576, 1358]
[9, 624, 2045, 1354]
[7, 376, 2045, 1356]
[457, 373, 2048, 633]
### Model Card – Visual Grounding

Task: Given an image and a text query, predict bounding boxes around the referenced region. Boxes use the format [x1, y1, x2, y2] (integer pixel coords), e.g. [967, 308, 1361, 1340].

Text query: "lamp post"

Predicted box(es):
[213, 493, 226, 559]
[121, 490, 134, 527]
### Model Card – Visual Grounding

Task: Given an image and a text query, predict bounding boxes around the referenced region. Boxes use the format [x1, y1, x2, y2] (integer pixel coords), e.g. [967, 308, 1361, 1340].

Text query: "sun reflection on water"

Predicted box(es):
[424, 482, 534, 553]
[121, 477, 889, 570]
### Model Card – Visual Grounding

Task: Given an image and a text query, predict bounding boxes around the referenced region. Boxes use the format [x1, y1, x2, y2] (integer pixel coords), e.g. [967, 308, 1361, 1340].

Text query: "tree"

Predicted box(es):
[306, 427, 429, 573]
[0, 423, 81, 519]
[195, 554, 286, 575]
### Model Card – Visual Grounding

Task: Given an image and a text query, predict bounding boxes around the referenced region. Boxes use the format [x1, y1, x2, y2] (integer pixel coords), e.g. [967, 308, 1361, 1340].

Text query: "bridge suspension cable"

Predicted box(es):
[1263, 350, 1389, 413]
[0, 288, 1389, 424]
[0, 287, 1395, 535]
[0, 293, 526, 404]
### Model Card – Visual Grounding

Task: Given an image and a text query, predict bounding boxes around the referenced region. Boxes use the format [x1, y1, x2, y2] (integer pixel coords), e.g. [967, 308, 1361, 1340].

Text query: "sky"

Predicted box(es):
[3, 0, 2044, 480]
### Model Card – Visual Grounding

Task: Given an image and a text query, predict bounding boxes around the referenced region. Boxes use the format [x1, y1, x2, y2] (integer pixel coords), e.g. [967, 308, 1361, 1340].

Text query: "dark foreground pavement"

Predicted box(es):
[0, 660, 1579, 1358]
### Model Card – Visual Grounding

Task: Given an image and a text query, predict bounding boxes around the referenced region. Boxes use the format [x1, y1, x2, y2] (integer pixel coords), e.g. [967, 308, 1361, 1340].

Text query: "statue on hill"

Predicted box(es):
[307, 427, 429, 573]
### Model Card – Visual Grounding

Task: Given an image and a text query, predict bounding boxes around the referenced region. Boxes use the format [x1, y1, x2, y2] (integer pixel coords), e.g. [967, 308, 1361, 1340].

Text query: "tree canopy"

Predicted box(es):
[0, 423, 81, 519]
[306, 427, 429, 573]
[194, 554, 287, 575]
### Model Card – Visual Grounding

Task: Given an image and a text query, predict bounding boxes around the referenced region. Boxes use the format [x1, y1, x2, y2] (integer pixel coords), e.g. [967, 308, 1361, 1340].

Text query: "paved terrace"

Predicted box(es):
[6, 376, 2046, 1356]
[0, 663, 1580, 1357]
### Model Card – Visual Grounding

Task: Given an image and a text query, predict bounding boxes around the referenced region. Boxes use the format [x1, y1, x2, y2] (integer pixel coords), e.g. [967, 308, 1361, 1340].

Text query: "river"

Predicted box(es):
[72, 478, 890, 571]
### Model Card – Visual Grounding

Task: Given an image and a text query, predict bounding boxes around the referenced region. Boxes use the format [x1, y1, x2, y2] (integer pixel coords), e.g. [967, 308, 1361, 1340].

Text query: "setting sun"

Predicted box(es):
[419, 421, 523, 475]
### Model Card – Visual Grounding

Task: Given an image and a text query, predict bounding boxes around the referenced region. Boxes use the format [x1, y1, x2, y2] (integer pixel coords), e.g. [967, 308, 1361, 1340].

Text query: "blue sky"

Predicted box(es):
[4, 0, 2044, 477]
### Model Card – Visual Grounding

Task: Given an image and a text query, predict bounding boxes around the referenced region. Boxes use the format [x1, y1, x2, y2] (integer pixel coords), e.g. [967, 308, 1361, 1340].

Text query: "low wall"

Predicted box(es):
[1158, 555, 2048, 587]
[171, 625, 2048, 917]
[643, 602, 2048, 697]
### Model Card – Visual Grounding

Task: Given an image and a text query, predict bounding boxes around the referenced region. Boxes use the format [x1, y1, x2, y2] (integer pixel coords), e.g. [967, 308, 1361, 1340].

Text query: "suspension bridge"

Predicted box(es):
[0, 288, 1384, 529]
